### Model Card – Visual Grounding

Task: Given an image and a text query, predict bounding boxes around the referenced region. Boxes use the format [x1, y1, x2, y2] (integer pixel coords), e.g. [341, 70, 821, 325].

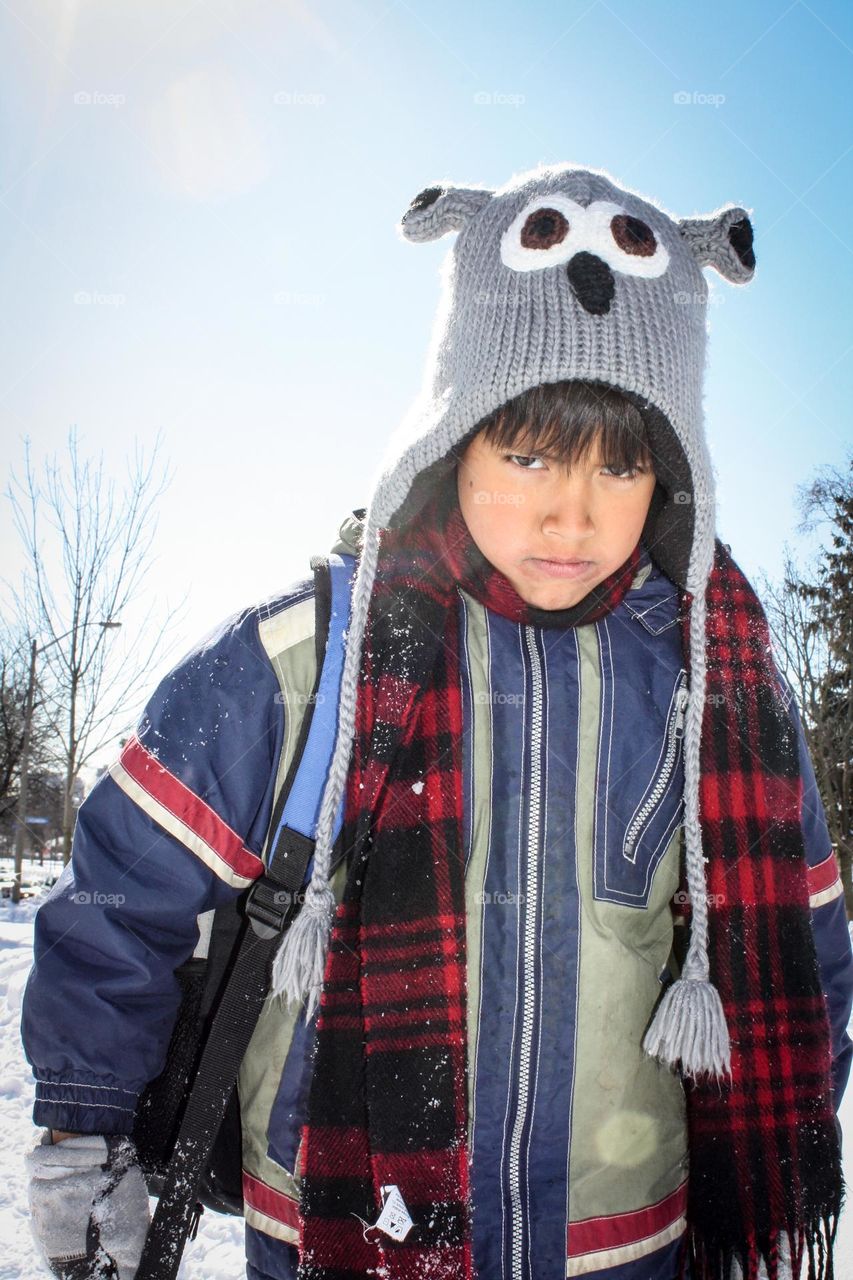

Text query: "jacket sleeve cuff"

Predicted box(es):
[32, 1070, 140, 1135]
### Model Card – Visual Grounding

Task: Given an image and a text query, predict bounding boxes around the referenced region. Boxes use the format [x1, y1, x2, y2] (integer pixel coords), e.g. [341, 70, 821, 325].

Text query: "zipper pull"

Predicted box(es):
[674, 687, 688, 738]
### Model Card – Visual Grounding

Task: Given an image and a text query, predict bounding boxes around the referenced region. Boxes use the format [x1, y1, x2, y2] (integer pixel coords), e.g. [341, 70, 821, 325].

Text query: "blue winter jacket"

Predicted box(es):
[21, 518, 853, 1280]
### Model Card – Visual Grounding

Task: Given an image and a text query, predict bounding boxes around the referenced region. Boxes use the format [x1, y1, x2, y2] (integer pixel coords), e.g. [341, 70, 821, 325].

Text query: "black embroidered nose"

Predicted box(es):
[566, 252, 615, 315]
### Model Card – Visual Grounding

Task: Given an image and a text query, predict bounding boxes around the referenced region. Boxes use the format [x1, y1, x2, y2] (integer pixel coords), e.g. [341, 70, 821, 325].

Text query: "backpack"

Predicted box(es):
[133, 551, 356, 1278]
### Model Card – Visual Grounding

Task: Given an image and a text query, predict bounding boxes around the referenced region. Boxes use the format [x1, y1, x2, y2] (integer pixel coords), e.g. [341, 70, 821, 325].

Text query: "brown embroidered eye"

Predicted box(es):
[520, 207, 569, 250]
[611, 214, 657, 257]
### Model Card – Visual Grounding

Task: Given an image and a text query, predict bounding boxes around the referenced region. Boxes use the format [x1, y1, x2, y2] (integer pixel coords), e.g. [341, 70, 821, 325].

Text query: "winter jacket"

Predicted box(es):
[21, 512, 853, 1280]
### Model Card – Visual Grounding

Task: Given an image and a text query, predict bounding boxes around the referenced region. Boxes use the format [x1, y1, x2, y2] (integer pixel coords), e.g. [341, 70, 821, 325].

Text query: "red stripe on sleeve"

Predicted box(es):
[119, 734, 264, 882]
[807, 851, 841, 897]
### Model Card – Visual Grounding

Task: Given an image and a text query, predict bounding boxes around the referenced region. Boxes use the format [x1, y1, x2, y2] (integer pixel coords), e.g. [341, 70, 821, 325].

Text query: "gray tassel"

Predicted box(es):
[270, 514, 383, 1017]
[270, 881, 337, 1020]
[643, 969, 731, 1080]
[643, 532, 732, 1082]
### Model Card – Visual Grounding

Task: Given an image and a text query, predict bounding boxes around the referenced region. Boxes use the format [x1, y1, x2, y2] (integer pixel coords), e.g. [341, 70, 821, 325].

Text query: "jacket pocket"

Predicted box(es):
[593, 668, 688, 909]
[623, 673, 688, 864]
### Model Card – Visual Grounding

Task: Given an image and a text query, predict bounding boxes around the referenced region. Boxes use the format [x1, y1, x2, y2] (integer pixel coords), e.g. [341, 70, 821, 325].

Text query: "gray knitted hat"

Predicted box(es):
[271, 161, 756, 1081]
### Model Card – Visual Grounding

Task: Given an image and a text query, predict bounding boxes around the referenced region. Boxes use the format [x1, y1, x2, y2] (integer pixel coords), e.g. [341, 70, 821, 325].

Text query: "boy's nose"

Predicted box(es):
[566, 252, 615, 316]
[540, 495, 595, 542]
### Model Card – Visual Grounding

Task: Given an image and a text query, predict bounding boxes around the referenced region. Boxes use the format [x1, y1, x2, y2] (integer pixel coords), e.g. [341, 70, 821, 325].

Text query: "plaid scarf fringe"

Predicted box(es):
[683, 1210, 843, 1280]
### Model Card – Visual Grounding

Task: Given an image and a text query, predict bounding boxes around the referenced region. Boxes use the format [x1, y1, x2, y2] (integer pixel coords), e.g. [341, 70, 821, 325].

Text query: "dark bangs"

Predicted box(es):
[474, 380, 653, 473]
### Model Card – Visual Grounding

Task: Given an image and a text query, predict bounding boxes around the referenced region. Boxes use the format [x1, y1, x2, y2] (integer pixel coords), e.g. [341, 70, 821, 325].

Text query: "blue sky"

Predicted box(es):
[1, 0, 851, 738]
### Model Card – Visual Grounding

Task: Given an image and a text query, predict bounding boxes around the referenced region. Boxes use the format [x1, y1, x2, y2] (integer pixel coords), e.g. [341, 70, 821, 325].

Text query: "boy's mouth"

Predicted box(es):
[526, 557, 595, 580]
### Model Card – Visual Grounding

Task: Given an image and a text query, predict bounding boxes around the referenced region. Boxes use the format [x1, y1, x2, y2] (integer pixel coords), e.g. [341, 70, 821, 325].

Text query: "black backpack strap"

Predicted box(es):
[135, 557, 338, 1280]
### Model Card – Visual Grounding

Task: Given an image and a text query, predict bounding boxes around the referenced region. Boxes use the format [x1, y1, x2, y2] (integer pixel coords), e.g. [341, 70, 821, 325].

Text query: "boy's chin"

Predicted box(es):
[511, 576, 595, 612]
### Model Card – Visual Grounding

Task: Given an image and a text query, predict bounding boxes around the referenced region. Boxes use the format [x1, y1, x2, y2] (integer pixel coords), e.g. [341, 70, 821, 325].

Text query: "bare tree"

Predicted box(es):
[0, 634, 31, 824]
[6, 427, 184, 864]
[0, 625, 51, 839]
[757, 456, 853, 917]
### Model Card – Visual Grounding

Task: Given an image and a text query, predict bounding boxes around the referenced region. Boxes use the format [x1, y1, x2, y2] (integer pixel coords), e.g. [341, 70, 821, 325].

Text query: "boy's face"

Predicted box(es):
[455, 426, 658, 611]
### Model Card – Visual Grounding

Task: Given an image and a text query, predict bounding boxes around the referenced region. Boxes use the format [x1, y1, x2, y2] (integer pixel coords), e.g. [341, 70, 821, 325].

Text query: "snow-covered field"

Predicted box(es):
[0, 874, 245, 1280]
[1, 874, 851, 1280]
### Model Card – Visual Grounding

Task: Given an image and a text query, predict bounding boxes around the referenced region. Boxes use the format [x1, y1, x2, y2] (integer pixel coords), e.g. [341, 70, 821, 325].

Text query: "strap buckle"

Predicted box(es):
[244, 825, 315, 938]
[244, 878, 305, 937]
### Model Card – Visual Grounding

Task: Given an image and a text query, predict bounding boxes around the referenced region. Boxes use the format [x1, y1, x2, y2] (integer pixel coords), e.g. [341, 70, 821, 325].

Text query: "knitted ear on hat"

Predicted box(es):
[678, 205, 755, 283]
[399, 183, 494, 242]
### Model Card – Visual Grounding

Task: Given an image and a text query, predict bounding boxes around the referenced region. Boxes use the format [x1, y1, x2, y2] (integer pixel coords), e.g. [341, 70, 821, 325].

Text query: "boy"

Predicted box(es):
[23, 163, 853, 1280]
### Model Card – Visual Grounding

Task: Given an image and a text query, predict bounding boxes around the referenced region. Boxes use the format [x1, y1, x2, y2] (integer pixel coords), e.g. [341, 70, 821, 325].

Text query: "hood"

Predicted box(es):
[329, 508, 365, 559]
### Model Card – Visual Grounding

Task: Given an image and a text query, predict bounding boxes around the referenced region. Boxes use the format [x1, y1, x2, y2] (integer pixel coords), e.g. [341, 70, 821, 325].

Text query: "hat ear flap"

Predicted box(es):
[678, 205, 755, 283]
[399, 184, 493, 242]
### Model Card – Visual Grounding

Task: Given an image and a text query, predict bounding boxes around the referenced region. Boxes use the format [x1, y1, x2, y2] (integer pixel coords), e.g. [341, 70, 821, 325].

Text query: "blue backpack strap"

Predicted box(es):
[277, 551, 355, 852]
[244, 552, 354, 937]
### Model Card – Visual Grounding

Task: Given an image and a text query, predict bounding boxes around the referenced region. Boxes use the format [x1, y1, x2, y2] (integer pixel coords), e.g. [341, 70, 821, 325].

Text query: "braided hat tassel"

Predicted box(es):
[270, 517, 382, 1018]
[642, 541, 732, 1081]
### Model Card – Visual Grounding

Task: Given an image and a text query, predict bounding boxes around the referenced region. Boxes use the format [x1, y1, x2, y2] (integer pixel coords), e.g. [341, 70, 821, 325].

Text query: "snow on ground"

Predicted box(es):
[0, 873, 851, 1280]
[0, 871, 244, 1280]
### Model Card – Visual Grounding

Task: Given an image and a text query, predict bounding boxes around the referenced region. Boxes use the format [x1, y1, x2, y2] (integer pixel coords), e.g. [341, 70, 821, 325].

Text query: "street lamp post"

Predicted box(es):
[11, 619, 122, 904]
[12, 640, 38, 906]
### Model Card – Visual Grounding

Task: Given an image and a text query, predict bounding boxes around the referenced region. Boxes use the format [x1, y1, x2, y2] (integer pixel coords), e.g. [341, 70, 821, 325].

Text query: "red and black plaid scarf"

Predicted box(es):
[295, 483, 843, 1280]
[677, 567, 844, 1280]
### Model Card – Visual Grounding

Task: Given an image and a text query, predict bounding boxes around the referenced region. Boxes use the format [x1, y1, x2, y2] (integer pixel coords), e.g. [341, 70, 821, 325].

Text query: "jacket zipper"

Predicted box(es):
[507, 625, 544, 1280]
[623, 675, 688, 861]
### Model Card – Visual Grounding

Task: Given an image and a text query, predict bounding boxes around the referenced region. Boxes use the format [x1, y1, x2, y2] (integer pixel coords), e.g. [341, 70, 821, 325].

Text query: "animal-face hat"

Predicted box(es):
[273, 161, 756, 1078]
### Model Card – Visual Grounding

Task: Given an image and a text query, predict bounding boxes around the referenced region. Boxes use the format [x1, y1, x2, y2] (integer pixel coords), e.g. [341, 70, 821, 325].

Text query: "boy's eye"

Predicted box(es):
[601, 463, 643, 479]
[506, 453, 546, 470]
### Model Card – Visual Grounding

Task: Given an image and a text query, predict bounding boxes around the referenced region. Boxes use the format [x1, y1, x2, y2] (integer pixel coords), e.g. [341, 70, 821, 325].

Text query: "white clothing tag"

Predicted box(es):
[374, 1184, 414, 1241]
